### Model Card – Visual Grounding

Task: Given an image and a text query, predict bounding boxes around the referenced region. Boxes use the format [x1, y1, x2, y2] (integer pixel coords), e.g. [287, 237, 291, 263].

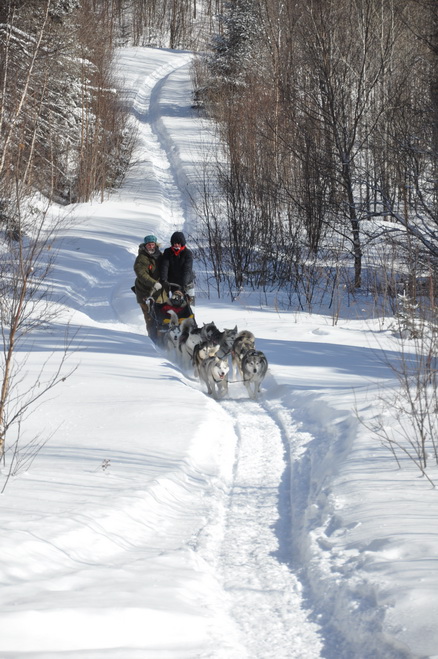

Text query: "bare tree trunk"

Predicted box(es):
[0, 1, 51, 179]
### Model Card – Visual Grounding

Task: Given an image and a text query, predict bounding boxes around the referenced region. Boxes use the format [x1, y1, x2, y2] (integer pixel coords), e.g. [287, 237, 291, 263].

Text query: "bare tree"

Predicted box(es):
[0, 0, 133, 208]
[0, 201, 77, 489]
[358, 295, 438, 487]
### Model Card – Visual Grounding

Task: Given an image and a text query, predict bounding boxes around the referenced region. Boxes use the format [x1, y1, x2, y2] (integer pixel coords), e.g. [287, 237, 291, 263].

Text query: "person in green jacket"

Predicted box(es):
[133, 234, 167, 340]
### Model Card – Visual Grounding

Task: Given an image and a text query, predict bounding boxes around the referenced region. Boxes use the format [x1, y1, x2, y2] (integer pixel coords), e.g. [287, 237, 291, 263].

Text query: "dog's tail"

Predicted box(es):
[180, 317, 196, 332]
[179, 317, 197, 347]
[167, 309, 179, 327]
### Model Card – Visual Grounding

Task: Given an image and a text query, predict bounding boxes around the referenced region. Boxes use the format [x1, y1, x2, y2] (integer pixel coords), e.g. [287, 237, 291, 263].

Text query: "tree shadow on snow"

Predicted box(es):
[256, 336, 409, 385]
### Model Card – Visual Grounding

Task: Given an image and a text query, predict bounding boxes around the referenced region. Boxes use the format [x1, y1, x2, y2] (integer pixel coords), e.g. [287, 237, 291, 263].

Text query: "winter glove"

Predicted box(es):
[162, 281, 170, 293]
[152, 281, 162, 292]
[184, 287, 195, 305]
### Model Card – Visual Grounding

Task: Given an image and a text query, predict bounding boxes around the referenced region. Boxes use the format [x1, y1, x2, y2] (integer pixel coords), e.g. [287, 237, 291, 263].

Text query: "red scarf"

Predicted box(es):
[171, 245, 186, 256]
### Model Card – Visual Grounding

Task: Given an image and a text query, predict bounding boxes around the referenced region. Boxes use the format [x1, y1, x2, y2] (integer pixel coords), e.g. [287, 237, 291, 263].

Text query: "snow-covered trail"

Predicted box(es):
[118, 48, 325, 655]
[115, 48, 203, 239]
[217, 397, 323, 658]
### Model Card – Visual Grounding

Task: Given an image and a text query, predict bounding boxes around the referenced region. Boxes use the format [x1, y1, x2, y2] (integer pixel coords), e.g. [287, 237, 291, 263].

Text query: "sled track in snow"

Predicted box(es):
[216, 396, 322, 659]
[155, 349, 324, 657]
[126, 54, 192, 230]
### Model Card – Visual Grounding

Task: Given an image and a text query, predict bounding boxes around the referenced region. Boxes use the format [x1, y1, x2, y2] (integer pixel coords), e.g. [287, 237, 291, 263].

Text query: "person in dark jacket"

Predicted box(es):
[160, 231, 195, 303]
[133, 234, 167, 340]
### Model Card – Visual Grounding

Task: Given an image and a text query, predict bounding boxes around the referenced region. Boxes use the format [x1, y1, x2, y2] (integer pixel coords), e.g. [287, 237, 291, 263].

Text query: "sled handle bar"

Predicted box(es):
[167, 282, 183, 292]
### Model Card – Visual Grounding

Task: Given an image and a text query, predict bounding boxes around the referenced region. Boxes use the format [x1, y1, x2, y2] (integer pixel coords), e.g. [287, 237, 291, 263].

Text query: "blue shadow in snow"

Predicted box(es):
[15, 322, 150, 358]
[256, 336, 406, 385]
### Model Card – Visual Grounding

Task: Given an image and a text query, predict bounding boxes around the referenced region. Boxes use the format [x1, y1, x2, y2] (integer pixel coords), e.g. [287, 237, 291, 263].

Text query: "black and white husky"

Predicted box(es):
[162, 310, 181, 353]
[178, 318, 201, 367]
[198, 355, 229, 399]
[216, 325, 238, 359]
[178, 319, 219, 368]
[231, 330, 256, 380]
[240, 349, 268, 399]
[192, 339, 220, 378]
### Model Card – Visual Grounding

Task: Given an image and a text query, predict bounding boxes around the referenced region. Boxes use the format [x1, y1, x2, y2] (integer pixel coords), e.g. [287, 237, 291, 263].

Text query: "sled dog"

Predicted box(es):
[198, 355, 229, 399]
[178, 318, 201, 367]
[231, 330, 256, 379]
[162, 310, 181, 353]
[200, 321, 221, 342]
[154, 309, 178, 350]
[216, 325, 239, 359]
[192, 339, 220, 378]
[178, 320, 219, 368]
[240, 349, 268, 399]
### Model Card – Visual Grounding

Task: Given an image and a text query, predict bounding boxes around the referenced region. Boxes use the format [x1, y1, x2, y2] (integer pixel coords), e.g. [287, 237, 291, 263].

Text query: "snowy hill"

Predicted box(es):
[0, 47, 437, 659]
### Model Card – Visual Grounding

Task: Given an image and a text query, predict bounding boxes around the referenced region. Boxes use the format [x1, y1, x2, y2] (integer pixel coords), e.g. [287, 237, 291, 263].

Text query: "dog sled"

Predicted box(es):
[147, 283, 195, 346]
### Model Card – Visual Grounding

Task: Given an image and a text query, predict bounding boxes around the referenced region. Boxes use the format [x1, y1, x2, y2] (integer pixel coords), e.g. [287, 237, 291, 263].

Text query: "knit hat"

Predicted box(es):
[171, 231, 186, 246]
[144, 234, 157, 244]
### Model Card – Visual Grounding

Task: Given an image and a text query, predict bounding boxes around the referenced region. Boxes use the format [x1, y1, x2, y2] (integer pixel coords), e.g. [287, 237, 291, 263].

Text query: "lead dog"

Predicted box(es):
[231, 330, 256, 380]
[198, 355, 229, 399]
[240, 349, 268, 399]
